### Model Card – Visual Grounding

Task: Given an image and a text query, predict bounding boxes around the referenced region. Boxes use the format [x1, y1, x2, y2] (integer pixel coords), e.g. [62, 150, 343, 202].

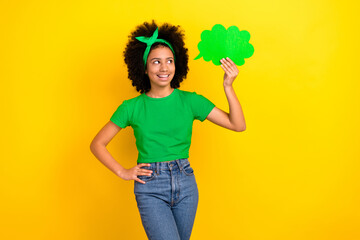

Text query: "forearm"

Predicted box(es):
[224, 85, 246, 131]
[90, 143, 125, 177]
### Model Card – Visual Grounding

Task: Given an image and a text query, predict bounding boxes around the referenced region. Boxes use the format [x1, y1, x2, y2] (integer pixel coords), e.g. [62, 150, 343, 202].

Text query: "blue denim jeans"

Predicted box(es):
[134, 158, 199, 240]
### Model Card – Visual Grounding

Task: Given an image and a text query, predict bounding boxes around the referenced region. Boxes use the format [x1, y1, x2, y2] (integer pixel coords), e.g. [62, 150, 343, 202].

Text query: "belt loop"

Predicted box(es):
[175, 159, 183, 171]
[156, 162, 160, 175]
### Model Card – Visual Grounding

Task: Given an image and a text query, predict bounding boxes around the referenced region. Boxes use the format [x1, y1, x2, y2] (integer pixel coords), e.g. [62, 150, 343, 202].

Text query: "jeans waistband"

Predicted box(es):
[140, 158, 189, 174]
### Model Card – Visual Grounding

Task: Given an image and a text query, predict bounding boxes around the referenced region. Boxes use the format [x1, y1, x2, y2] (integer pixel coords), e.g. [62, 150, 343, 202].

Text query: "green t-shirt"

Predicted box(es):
[110, 88, 215, 163]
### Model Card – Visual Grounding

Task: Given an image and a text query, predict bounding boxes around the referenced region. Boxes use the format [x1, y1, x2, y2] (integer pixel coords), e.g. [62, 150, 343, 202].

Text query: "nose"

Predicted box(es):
[160, 63, 168, 72]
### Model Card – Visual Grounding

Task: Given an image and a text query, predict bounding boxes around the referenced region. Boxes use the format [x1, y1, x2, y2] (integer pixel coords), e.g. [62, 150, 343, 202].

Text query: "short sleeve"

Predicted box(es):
[190, 92, 216, 122]
[110, 100, 130, 128]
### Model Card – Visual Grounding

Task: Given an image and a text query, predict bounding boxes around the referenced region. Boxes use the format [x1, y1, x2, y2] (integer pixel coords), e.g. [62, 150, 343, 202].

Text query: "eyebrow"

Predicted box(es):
[150, 57, 174, 61]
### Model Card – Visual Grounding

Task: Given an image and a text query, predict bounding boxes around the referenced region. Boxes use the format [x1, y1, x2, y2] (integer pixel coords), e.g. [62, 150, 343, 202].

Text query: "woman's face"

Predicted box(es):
[145, 46, 175, 89]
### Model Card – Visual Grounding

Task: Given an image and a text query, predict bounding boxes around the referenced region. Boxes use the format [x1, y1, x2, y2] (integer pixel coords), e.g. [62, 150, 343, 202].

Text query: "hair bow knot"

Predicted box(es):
[135, 28, 175, 68]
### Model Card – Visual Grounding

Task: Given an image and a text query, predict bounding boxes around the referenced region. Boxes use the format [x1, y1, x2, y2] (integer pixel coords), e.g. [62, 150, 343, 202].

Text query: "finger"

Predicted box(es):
[221, 58, 234, 70]
[220, 58, 228, 65]
[222, 60, 238, 77]
[225, 58, 237, 71]
[220, 63, 228, 73]
[138, 169, 153, 175]
[138, 163, 151, 168]
[139, 163, 151, 166]
[226, 58, 239, 73]
[135, 178, 146, 184]
[221, 64, 237, 81]
[220, 63, 231, 75]
[221, 60, 232, 74]
[223, 57, 235, 67]
[225, 57, 235, 65]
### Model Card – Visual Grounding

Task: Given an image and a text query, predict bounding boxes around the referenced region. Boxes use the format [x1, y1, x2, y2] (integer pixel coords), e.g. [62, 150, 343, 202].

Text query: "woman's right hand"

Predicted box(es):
[119, 163, 153, 184]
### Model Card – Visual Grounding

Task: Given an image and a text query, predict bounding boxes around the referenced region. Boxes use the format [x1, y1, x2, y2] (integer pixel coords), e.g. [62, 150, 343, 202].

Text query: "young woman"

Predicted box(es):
[90, 20, 246, 240]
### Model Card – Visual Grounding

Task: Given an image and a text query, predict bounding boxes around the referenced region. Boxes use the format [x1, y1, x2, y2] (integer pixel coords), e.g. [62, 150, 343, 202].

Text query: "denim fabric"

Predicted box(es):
[134, 158, 199, 240]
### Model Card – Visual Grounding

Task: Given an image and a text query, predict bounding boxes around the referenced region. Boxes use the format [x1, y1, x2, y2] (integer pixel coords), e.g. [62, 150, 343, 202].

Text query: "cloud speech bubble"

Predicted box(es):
[194, 24, 254, 66]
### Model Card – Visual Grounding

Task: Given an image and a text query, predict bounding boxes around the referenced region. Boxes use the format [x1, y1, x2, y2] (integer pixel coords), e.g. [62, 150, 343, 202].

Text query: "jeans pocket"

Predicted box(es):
[182, 163, 194, 176]
[137, 166, 156, 183]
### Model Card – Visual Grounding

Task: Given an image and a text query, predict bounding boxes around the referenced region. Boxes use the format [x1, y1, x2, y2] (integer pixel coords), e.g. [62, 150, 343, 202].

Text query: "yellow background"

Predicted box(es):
[1, 0, 360, 239]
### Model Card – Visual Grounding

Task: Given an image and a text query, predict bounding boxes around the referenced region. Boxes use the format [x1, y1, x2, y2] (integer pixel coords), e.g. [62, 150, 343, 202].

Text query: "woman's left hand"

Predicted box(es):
[220, 57, 239, 87]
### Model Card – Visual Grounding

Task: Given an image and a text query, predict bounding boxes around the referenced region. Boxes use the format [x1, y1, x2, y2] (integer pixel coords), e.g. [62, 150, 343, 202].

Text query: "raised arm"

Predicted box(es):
[206, 57, 246, 132]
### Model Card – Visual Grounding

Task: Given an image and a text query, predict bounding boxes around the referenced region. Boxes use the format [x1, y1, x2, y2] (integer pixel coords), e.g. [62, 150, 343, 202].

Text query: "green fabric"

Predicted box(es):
[110, 88, 215, 163]
[135, 28, 176, 68]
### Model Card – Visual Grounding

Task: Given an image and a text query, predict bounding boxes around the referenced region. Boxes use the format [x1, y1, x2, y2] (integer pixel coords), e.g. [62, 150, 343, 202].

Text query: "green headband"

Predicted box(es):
[135, 27, 176, 68]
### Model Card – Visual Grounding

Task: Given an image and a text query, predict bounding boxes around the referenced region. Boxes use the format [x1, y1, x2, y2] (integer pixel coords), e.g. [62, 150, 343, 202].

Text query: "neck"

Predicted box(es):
[146, 86, 174, 98]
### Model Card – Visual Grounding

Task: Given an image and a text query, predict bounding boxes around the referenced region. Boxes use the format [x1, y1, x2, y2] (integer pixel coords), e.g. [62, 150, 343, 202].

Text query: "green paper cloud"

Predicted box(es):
[194, 24, 254, 66]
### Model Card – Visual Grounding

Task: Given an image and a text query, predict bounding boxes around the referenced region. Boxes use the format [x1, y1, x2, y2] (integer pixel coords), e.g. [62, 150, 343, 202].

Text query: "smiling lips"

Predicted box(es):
[157, 74, 170, 80]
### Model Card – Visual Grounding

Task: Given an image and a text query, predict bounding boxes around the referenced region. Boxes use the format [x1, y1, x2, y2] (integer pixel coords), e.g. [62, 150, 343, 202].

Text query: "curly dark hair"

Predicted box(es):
[123, 20, 189, 93]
